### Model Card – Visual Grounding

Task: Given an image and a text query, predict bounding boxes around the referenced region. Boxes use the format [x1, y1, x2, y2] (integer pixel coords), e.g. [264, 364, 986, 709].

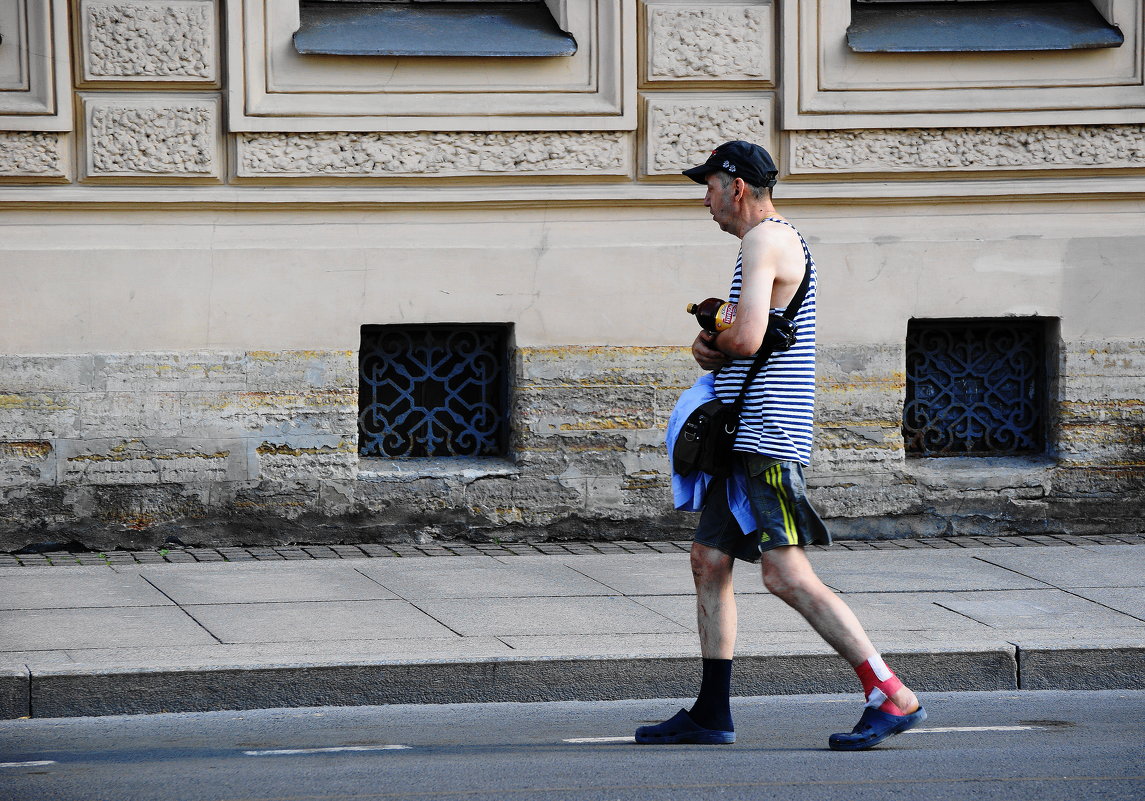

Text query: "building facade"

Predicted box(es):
[1, 0, 1142, 550]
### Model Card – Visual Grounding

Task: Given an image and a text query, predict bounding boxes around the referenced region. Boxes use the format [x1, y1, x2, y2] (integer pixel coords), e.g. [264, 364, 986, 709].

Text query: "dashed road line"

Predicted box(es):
[0, 761, 57, 768]
[243, 745, 411, 756]
[563, 736, 636, 744]
[906, 725, 1047, 734]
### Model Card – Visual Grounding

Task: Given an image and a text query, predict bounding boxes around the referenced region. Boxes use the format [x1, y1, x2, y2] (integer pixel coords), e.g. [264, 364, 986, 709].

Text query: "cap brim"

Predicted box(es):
[682, 164, 713, 184]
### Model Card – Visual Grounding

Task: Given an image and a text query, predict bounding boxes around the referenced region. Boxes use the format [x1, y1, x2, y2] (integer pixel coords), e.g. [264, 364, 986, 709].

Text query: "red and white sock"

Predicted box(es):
[855, 655, 905, 716]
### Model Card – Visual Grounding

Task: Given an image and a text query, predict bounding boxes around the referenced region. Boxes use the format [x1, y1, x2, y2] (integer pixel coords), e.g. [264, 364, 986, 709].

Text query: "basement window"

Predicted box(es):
[847, 0, 1124, 53]
[295, 0, 577, 57]
[903, 318, 1052, 457]
[359, 324, 511, 459]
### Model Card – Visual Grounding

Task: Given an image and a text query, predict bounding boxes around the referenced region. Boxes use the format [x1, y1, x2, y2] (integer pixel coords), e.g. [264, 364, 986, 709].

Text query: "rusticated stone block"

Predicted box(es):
[791, 125, 1145, 174]
[237, 132, 630, 178]
[0, 441, 56, 487]
[58, 438, 250, 486]
[0, 133, 68, 179]
[254, 437, 357, 482]
[0, 355, 98, 393]
[82, 94, 222, 180]
[0, 393, 81, 440]
[644, 94, 775, 176]
[645, 3, 772, 83]
[80, 0, 217, 83]
[516, 346, 695, 389]
[181, 390, 357, 439]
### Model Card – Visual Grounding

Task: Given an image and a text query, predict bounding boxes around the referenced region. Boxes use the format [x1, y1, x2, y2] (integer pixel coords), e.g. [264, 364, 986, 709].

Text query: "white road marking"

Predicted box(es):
[563, 736, 635, 744]
[243, 745, 411, 756]
[0, 761, 56, 768]
[906, 725, 1046, 735]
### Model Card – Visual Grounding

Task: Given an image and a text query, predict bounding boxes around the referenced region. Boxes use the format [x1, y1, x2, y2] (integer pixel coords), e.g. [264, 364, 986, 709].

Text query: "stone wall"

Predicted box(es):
[2, 341, 1141, 551]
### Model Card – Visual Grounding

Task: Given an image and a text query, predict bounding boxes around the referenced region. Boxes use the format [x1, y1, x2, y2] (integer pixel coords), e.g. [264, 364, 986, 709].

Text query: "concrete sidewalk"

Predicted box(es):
[2, 538, 1143, 718]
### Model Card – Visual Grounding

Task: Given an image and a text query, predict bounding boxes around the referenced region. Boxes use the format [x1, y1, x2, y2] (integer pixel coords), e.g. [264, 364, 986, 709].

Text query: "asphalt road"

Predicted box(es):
[2, 690, 1143, 801]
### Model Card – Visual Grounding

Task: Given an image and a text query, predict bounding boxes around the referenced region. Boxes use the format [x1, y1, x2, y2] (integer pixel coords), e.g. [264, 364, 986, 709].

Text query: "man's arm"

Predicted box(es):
[710, 230, 781, 359]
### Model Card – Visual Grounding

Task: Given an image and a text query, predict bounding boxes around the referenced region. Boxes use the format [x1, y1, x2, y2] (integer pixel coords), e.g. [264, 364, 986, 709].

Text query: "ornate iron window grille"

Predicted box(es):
[359, 325, 510, 459]
[903, 319, 1047, 456]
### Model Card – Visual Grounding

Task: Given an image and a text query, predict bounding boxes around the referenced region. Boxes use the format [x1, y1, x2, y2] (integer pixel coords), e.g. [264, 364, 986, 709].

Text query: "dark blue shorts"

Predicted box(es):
[693, 454, 832, 563]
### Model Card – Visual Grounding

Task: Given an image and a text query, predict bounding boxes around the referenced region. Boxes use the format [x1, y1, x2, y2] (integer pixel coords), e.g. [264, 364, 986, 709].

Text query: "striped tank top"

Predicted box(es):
[713, 217, 817, 466]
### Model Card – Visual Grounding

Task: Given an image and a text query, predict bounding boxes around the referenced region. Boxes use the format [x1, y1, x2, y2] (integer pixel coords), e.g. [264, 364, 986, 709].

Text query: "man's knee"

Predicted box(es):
[690, 543, 733, 587]
[761, 547, 815, 602]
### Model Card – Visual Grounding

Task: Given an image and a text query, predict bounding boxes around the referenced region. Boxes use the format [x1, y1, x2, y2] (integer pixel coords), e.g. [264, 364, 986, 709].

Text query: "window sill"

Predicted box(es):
[847, 0, 1124, 53]
[294, 1, 577, 57]
[358, 457, 520, 482]
[903, 455, 1056, 491]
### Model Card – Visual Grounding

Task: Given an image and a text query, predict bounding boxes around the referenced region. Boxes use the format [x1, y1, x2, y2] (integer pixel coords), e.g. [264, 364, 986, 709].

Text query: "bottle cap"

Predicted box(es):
[686, 303, 696, 314]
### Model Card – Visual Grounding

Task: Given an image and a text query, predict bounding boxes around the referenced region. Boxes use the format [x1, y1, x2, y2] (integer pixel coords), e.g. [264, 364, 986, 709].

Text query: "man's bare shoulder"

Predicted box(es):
[741, 217, 805, 268]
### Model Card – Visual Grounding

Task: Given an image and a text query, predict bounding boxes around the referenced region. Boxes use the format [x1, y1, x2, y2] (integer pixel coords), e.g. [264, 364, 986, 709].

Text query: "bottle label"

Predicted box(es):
[716, 302, 737, 332]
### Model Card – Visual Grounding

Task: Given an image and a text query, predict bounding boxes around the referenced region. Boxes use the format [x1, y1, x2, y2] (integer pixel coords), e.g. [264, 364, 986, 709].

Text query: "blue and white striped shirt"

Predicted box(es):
[713, 218, 817, 466]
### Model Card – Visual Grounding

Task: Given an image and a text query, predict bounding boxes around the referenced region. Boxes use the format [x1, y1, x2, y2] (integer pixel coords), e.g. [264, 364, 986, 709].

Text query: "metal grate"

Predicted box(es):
[903, 319, 1047, 456]
[359, 325, 510, 458]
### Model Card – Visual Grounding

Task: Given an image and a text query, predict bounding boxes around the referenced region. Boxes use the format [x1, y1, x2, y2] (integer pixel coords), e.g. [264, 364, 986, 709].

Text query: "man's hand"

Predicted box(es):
[693, 331, 727, 371]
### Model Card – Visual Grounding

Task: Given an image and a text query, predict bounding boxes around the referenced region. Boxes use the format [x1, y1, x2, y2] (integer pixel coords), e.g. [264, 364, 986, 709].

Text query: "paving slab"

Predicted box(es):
[975, 547, 1145, 588]
[932, 589, 1145, 630]
[1069, 587, 1145, 620]
[357, 559, 614, 600]
[0, 571, 174, 610]
[632, 594, 814, 633]
[812, 550, 1053, 592]
[140, 564, 398, 605]
[413, 596, 690, 637]
[0, 606, 219, 651]
[182, 600, 461, 644]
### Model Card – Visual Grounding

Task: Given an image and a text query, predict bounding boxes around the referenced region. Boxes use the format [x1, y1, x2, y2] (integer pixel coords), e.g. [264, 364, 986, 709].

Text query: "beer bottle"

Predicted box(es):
[687, 297, 737, 332]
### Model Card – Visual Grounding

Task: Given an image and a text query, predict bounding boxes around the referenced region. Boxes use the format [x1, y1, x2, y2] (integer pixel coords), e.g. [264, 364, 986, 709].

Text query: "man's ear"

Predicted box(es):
[732, 177, 747, 201]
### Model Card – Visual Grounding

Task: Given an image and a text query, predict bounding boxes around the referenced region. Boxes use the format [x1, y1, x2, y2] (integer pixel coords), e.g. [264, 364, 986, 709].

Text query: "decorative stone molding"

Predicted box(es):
[644, 94, 774, 175]
[790, 125, 1145, 173]
[82, 95, 222, 180]
[80, 0, 218, 83]
[0, 0, 73, 131]
[0, 133, 68, 178]
[236, 131, 630, 177]
[645, 3, 772, 82]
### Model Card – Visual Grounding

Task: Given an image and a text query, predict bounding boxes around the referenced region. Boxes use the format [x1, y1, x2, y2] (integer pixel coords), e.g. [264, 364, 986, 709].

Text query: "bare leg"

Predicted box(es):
[691, 542, 736, 659]
[760, 546, 918, 713]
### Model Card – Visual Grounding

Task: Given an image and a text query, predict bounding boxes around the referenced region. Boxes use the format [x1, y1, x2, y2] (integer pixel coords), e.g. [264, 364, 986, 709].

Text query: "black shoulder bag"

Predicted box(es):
[672, 263, 811, 479]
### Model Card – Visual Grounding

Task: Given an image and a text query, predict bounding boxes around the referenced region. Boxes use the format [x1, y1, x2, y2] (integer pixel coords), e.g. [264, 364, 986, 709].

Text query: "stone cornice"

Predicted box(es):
[4, 177, 1145, 208]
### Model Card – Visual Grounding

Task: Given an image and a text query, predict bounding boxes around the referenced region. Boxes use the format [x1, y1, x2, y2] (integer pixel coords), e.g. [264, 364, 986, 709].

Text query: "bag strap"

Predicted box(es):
[725, 261, 811, 421]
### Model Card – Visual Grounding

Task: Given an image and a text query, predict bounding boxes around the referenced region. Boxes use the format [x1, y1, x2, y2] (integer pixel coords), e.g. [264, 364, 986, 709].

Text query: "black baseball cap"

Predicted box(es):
[682, 140, 778, 189]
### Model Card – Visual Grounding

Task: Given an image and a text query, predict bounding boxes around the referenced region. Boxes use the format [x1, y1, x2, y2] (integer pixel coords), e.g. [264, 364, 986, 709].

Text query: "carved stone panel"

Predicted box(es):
[0, 133, 69, 180]
[645, 2, 772, 83]
[80, 0, 218, 84]
[791, 125, 1145, 173]
[643, 94, 775, 176]
[81, 95, 222, 181]
[236, 131, 631, 178]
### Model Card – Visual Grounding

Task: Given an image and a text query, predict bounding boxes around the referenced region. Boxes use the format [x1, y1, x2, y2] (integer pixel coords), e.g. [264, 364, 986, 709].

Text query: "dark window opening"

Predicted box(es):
[359, 324, 511, 459]
[848, 0, 1124, 53]
[295, 1, 577, 57]
[903, 318, 1051, 456]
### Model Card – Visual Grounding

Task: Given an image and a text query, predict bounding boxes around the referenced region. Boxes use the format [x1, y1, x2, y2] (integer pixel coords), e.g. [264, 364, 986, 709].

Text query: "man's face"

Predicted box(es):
[703, 172, 735, 233]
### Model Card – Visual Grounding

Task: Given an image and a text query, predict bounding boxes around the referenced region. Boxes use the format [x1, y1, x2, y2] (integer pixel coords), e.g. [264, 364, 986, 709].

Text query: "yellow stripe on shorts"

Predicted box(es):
[766, 463, 798, 546]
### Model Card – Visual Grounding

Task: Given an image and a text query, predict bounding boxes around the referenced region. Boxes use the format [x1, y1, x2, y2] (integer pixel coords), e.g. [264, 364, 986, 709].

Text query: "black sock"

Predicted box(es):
[688, 658, 733, 732]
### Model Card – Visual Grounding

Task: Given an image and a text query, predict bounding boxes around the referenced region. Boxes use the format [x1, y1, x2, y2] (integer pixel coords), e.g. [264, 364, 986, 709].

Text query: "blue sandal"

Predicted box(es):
[828, 705, 927, 751]
[635, 709, 736, 745]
